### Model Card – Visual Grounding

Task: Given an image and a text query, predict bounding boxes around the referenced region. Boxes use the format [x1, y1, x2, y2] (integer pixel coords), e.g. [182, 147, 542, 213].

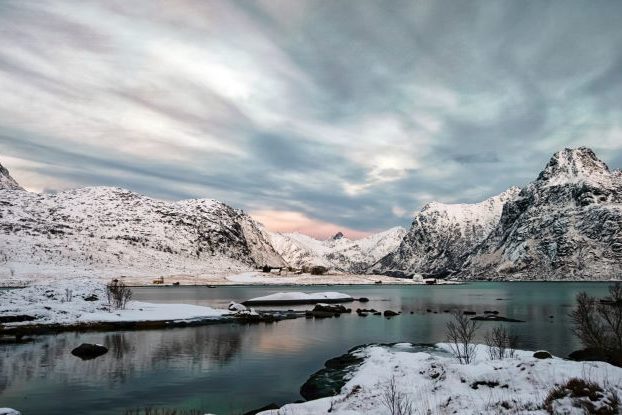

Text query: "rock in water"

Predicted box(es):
[71, 343, 109, 360]
[533, 350, 553, 359]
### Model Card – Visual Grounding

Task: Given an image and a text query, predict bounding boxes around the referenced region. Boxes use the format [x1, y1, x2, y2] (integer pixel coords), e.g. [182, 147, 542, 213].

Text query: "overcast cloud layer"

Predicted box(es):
[1, 0, 621, 238]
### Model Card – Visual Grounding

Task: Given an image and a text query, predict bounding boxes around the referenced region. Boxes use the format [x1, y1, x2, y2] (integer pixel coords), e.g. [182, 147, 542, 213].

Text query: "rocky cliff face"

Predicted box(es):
[373, 188, 521, 277]
[0, 163, 24, 191]
[270, 227, 406, 273]
[0, 172, 285, 279]
[462, 147, 622, 280]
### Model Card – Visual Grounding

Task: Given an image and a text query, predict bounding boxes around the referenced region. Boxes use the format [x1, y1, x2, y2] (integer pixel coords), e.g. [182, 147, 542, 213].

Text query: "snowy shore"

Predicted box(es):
[0, 270, 461, 288]
[0, 279, 228, 329]
[259, 343, 622, 415]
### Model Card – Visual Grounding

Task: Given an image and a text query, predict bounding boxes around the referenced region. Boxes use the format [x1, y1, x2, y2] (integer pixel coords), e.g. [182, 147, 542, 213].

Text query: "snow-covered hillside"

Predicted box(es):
[270, 227, 406, 273]
[0, 163, 23, 191]
[462, 147, 622, 280]
[374, 188, 520, 277]
[0, 165, 285, 280]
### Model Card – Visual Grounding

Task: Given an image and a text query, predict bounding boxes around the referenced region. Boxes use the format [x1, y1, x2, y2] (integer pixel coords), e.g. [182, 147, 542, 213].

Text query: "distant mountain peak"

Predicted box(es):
[331, 231, 344, 240]
[0, 162, 24, 191]
[537, 147, 610, 183]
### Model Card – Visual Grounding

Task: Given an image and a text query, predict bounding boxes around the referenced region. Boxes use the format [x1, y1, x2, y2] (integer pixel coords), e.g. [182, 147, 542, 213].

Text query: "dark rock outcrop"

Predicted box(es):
[71, 343, 109, 360]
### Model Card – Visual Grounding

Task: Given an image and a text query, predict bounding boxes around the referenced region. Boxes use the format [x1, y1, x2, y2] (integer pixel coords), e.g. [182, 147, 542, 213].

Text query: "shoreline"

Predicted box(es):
[257, 343, 622, 415]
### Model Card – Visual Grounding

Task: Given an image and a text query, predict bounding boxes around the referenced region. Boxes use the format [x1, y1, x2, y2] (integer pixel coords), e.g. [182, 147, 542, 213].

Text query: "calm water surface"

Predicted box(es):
[0, 282, 612, 414]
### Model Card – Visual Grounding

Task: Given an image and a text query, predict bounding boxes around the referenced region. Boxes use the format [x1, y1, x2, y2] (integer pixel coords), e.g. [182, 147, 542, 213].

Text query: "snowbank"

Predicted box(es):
[259, 343, 622, 415]
[0, 278, 227, 327]
[243, 291, 353, 305]
[0, 409, 21, 415]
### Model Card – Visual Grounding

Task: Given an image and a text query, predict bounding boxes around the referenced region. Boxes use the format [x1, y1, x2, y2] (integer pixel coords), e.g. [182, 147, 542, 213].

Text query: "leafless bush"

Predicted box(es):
[570, 283, 622, 357]
[484, 325, 518, 360]
[64, 288, 73, 302]
[381, 375, 413, 415]
[106, 280, 132, 310]
[446, 311, 480, 364]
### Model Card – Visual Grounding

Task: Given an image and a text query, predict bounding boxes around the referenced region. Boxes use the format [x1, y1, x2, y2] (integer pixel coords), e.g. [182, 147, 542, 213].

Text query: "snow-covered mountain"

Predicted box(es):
[461, 147, 622, 280]
[270, 227, 406, 273]
[0, 164, 285, 280]
[373, 187, 521, 277]
[0, 162, 23, 191]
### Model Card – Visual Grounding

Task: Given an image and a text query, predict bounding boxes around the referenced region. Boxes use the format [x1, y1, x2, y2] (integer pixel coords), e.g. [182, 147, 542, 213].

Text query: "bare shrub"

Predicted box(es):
[484, 325, 518, 360]
[106, 280, 132, 310]
[446, 311, 480, 364]
[380, 375, 413, 415]
[64, 288, 73, 302]
[570, 283, 622, 359]
[544, 378, 620, 415]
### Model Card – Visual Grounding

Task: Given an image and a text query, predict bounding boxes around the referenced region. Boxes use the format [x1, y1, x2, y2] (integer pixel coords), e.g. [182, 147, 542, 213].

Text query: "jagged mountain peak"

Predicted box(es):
[270, 227, 405, 273]
[0, 162, 24, 191]
[537, 147, 610, 183]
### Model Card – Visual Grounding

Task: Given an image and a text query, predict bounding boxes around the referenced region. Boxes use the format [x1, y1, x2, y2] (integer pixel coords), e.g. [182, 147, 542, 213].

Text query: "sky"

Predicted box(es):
[1, 0, 621, 239]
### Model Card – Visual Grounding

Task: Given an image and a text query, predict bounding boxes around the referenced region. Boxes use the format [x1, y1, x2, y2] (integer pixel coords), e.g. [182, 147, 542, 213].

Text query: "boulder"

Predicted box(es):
[71, 343, 109, 360]
[533, 350, 552, 359]
[228, 301, 247, 312]
[383, 310, 399, 317]
[568, 348, 622, 367]
[313, 304, 348, 314]
[463, 311, 477, 315]
[83, 294, 98, 302]
[358, 297, 370, 303]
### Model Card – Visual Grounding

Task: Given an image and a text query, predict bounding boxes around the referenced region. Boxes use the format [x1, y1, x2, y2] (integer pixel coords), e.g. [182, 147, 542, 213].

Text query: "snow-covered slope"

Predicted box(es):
[374, 187, 520, 277]
[0, 166, 285, 280]
[0, 163, 23, 191]
[270, 227, 406, 273]
[462, 147, 622, 280]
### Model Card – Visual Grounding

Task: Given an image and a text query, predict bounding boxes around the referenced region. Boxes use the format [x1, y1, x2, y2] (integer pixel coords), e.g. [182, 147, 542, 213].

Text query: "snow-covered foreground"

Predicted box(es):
[259, 344, 622, 415]
[0, 279, 228, 327]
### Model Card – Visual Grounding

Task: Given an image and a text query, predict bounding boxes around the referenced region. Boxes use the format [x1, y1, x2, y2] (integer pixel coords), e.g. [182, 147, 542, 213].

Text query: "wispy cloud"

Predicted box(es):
[0, 0, 621, 234]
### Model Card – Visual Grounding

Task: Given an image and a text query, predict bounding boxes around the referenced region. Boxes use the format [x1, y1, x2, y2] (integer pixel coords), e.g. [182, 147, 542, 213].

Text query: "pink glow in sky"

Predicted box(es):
[251, 210, 371, 240]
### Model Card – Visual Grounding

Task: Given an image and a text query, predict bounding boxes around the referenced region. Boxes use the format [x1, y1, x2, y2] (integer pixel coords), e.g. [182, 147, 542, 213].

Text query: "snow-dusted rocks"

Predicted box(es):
[375, 188, 520, 277]
[270, 227, 406, 273]
[462, 147, 622, 280]
[0, 178, 285, 280]
[0, 409, 21, 415]
[259, 343, 622, 415]
[243, 291, 353, 305]
[0, 163, 23, 191]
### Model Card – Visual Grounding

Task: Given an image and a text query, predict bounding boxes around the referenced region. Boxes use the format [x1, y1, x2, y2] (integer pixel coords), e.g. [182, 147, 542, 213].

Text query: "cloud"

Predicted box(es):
[0, 0, 621, 234]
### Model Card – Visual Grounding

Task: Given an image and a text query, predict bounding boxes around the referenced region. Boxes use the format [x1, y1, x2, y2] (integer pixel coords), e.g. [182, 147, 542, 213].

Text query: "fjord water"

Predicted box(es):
[0, 282, 611, 414]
